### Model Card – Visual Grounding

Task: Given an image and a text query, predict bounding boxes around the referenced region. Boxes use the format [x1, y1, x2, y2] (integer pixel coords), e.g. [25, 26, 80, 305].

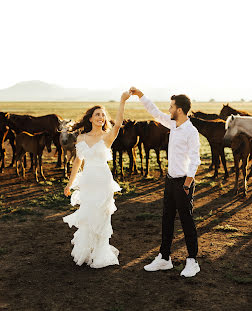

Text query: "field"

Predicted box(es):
[0, 101, 252, 311]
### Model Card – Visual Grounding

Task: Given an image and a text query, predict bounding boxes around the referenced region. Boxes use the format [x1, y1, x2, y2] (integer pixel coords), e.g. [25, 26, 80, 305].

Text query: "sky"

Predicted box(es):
[0, 0, 251, 101]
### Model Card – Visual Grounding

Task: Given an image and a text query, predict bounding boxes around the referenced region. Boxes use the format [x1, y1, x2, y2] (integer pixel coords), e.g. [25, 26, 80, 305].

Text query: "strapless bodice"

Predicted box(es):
[75, 139, 112, 166]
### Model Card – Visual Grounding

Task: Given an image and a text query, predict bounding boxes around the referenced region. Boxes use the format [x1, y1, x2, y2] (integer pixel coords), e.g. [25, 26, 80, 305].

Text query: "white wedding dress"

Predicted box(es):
[63, 138, 121, 268]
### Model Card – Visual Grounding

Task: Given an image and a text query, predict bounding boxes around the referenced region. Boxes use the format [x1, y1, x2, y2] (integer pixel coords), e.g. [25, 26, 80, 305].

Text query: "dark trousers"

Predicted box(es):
[159, 175, 198, 260]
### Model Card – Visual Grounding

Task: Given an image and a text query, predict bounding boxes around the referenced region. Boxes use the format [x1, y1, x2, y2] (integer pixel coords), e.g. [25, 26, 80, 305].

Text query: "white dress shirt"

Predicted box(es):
[140, 95, 201, 178]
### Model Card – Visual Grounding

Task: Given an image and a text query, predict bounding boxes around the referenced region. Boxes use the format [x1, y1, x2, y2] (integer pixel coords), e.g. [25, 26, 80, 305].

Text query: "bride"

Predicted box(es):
[63, 91, 130, 268]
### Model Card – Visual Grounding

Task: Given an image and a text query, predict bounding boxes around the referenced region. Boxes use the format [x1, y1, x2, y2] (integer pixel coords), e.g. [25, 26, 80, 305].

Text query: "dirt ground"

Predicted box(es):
[0, 144, 251, 311]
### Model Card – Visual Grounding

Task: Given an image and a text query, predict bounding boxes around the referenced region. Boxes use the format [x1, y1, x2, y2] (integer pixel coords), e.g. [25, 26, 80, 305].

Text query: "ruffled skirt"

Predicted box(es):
[63, 164, 121, 268]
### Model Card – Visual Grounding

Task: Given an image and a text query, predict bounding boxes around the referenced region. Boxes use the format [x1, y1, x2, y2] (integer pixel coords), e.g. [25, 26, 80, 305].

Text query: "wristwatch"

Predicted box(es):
[183, 185, 190, 190]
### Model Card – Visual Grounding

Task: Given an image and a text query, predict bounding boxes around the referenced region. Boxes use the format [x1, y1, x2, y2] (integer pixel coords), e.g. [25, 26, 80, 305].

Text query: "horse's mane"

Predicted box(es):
[225, 115, 234, 130]
[225, 114, 243, 130]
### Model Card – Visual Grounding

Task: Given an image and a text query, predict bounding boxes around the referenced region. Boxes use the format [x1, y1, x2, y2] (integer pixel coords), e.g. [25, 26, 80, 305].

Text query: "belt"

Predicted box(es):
[167, 173, 186, 180]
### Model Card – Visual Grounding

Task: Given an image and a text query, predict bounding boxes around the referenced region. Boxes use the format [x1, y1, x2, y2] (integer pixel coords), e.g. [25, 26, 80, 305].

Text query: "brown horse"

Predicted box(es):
[135, 120, 169, 177]
[15, 131, 52, 182]
[190, 117, 229, 179]
[111, 119, 141, 179]
[231, 133, 252, 196]
[219, 103, 252, 120]
[191, 111, 220, 120]
[2, 113, 63, 168]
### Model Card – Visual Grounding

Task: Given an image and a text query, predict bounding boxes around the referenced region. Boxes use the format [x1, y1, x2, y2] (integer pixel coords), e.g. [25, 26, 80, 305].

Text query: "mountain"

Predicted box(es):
[0, 81, 174, 102]
[0, 81, 125, 102]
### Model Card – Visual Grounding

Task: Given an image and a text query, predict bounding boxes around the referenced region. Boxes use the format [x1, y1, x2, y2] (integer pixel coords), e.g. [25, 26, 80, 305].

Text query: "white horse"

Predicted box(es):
[223, 115, 252, 144]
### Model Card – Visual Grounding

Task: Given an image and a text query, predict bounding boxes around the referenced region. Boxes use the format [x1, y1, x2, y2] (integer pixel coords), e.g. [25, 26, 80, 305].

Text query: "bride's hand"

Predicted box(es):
[129, 87, 144, 98]
[64, 185, 71, 197]
[121, 91, 130, 103]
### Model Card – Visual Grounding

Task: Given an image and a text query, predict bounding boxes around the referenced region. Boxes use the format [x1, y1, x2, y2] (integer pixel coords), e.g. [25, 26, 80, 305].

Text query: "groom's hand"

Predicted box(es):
[129, 87, 144, 98]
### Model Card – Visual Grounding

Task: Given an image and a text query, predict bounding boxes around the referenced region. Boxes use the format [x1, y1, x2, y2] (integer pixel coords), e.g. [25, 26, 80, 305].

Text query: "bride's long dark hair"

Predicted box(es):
[72, 105, 112, 133]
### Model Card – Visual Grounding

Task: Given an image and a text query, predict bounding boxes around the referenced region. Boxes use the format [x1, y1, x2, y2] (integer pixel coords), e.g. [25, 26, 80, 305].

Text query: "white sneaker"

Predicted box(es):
[180, 258, 200, 277]
[144, 253, 173, 272]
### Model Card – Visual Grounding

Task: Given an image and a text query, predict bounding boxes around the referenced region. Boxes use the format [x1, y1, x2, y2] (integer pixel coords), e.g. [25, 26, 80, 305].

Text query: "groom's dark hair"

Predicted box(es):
[171, 94, 191, 115]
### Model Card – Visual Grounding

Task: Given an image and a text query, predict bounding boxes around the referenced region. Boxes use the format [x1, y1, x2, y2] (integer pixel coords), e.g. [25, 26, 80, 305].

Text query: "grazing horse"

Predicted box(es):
[111, 119, 141, 179]
[191, 111, 220, 120]
[231, 133, 252, 196]
[135, 120, 169, 177]
[219, 103, 252, 120]
[3, 113, 63, 168]
[190, 117, 229, 179]
[223, 115, 252, 145]
[15, 131, 52, 182]
[59, 120, 79, 178]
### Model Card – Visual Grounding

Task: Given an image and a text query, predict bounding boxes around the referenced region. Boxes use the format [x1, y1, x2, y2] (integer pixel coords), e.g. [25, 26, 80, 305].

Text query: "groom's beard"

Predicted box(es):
[171, 111, 178, 120]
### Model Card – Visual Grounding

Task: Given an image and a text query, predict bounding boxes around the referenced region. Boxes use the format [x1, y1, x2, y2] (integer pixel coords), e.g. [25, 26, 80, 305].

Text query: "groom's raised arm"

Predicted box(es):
[130, 87, 172, 129]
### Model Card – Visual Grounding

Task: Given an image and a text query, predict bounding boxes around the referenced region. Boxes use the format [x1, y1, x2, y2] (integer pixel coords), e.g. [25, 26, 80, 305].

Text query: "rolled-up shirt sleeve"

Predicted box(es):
[187, 128, 201, 177]
[140, 95, 172, 129]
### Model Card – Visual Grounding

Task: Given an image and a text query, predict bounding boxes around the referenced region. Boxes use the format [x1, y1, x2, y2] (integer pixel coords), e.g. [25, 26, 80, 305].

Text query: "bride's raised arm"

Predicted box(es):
[105, 91, 130, 147]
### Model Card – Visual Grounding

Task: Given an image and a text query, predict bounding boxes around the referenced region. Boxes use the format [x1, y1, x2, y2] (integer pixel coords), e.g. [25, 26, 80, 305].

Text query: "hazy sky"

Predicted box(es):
[0, 0, 251, 101]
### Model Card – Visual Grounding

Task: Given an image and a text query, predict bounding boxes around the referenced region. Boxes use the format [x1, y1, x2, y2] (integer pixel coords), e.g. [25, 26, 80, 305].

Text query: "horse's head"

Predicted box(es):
[223, 115, 239, 146]
[219, 103, 238, 121]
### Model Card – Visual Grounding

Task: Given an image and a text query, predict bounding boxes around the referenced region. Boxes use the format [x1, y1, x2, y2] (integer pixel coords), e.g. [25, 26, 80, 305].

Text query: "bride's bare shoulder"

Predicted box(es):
[77, 133, 86, 143]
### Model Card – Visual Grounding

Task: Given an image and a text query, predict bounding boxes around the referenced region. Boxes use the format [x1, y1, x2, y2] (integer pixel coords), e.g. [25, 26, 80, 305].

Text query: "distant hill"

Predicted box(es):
[0, 80, 176, 102]
[0, 81, 124, 102]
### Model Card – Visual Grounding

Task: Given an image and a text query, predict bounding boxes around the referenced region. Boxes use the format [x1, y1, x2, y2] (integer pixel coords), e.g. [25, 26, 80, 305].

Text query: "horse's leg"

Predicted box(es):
[132, 147, 138, 174]
[241, 156, 249, 196]
[63, 149, 67, 178]
[34, 155, 39, 183]
[128, 148, 134, 177]
[138, 143, 143, 175]
[15, 147, 24, 177]
[29, 152, 33, 171]
[212, 148, 219, 179]
[220, 146, 229, 179]
[208, 144, 215, 171]
[39, 153, 46, 180]
[119, 150, 124, 180]
[66, 151, 73, 175]
[17, 150, 26, 178]
[23, 153, 27, 168]
[8, 138, 16, 167]
[21, 154, 26, 178]
[155, 149, 163, 177]
[112, 149, 117, 177]
[246, 164, 252, 181]
[0, 148, 5, 173]
[233, 155, 240, 195]
[53, 133, 62, 168]
[144, 148, 150, 177]
[67, 150, 74, 173]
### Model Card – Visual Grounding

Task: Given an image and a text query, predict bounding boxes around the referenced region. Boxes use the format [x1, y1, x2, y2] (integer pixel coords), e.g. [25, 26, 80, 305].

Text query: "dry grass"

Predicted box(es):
[1, 101, 252, 120]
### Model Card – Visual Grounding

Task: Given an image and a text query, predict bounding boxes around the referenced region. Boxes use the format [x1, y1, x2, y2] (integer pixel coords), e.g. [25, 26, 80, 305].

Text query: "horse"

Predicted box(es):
[223, 115, 252, 145]
[231, 133, 252, 196]
[2, 113, 63, 168]
[58, 120, 79, 178]
[135, 120, 169, 177]
[111, 119, 141, 180]
[191, 111, 220, 120]
[190, 117, 229, 179]
[219, 103, 252, 120]
[15, 131, 52, 182]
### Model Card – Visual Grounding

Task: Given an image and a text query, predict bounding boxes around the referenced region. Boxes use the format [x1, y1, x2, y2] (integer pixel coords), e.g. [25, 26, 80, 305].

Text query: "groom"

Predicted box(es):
[129, 87, 201, 277]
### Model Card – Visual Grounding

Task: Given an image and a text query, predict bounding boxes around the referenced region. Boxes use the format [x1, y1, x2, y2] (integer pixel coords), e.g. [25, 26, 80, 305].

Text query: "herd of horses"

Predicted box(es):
[0, 103, 252, 196]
